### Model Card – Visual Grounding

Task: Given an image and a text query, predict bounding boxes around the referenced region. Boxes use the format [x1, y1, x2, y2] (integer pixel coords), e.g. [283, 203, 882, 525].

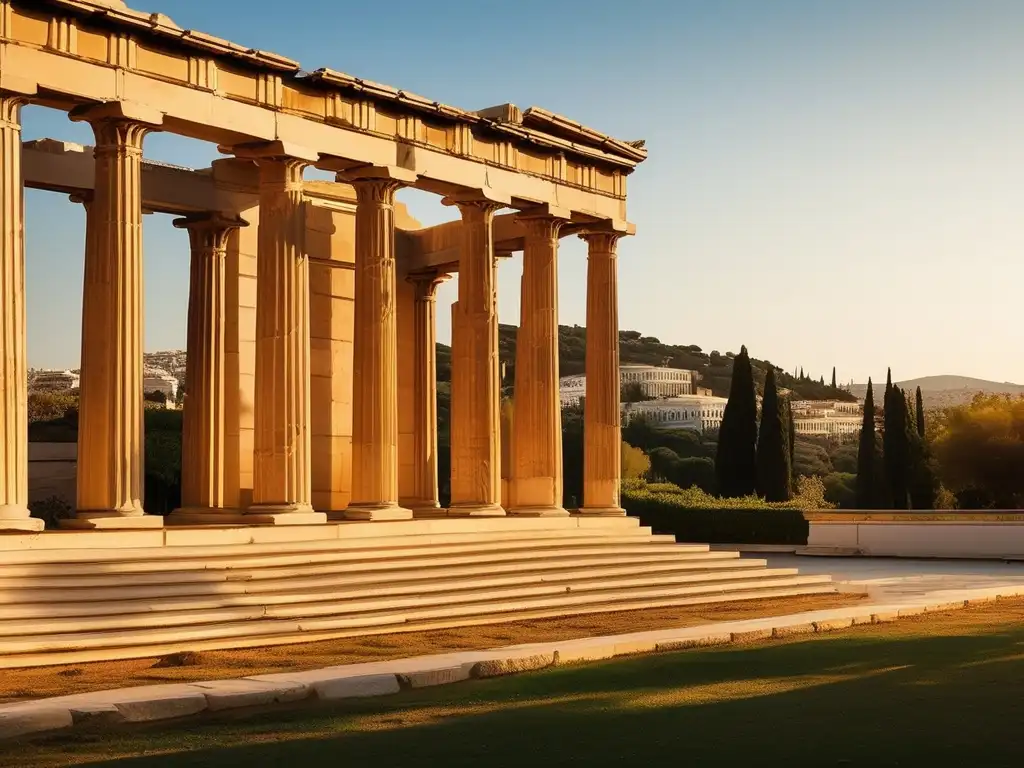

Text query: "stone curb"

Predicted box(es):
[1, 590, 1021, 741]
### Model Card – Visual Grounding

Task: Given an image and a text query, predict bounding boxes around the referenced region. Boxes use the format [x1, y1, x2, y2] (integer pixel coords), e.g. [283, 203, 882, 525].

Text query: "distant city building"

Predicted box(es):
[623, 395, 728, 433]
[143, 369, 179, 401]
[560, 364, 697, 407]
[30, 369, 79, 393]
[791, 400, 862, 441]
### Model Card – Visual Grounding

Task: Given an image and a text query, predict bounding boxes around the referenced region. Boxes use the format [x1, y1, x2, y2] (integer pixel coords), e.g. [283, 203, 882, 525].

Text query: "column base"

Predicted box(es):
[576, 506, 627, 517]
[400, 500, 446, 519]
[508, 505, 570, 517]
[165, 508, 243, 526]
[61, 514, 164, 530]
[0, 510, 44, 532]
[332, 503, 413, 522]
[242, 503, 326, 526]
[447, 503, 506, 518]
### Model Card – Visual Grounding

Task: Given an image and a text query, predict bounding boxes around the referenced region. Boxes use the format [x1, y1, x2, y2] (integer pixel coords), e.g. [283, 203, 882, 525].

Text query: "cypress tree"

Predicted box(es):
[715, 345, 758, 497]
[882, 384, 911, 509]
[756, 368, 791, 501]
[819, 375, 825, 386]
[915, 386, 925, 438]
[855, 379, 877, 509]
[799, 366, 805, 381]
[787, 397, 796, 483]
[831, 367, 837, 389]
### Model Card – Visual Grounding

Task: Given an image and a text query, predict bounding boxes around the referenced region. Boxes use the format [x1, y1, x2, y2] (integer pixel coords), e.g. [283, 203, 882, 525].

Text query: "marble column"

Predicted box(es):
[580, 232, 626, 515]
[167, 213, 247, 524]
[448, 197, 506, 516]
[0, 84, 41, 531]
[232, 142, 324, 524]
[337, 168, 416, 521]
[66, 102, 163, 529]
[404, 271, 448, 515]
[509, 214, 568, 516]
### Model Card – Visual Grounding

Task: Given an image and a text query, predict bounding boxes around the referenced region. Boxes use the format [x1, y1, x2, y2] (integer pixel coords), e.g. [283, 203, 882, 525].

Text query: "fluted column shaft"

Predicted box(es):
[581, 233, 625, 515]
[406, 272, 447, 513]
[345, 176, 411, 521]
[71, 104, 161, 527]
[247, 156, 321, 521]
[171, 214, 246, 520]
[0, 91, 40, 531]
[509, 216, 566, 515]
[449, 200, 505, 516]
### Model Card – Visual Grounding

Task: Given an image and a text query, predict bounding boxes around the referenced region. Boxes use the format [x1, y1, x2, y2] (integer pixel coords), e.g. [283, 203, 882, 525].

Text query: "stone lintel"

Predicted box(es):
[0, 75, 37, 98]
[69, 101, 164, 128]
[222, 140, 319, 164]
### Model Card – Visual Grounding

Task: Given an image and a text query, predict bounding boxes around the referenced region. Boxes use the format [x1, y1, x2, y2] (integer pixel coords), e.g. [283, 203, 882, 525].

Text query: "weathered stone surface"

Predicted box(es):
[897, 606, 926, 618]
[655, 633, 732, 652]
[813, 618, 854, 633]
[923, 601, 966, 613]
[0, 707, 72, 739]
[731, 628, 773, 643]
[398, 666, 470, 689]
[312, 674, 400, 701]
[113, 692, 208, 722]
[554, 643, 616, 665]
[471, 652, 554, 678]
[772, 622, 815, 638]
[68, 704, 125, 726]
[613, 640, 658, 656]
[196, 679, 309, 711]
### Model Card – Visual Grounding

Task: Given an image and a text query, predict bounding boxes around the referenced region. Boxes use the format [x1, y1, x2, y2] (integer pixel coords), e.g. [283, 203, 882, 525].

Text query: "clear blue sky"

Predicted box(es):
[21, 0, 1024, 385]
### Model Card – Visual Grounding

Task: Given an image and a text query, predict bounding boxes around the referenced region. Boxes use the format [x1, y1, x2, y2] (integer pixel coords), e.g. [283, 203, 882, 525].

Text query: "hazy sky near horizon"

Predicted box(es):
[20, 0, 1024, 384]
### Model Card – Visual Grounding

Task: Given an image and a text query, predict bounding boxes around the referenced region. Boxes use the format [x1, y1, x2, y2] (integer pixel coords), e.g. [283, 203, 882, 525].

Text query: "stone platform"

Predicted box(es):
[0, 517, 834, 668]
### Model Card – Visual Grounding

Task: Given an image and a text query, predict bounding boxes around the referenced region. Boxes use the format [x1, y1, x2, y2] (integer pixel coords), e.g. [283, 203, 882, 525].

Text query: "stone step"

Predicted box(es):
[0, 575, 835, 663]
[0, 552, 761, 606]
[0, 540, 711, 584]
[0, 534, 691, 578]
[0, 560, 785, 625]
[0, 573, 833, 653]
[0, 519, 650, 565]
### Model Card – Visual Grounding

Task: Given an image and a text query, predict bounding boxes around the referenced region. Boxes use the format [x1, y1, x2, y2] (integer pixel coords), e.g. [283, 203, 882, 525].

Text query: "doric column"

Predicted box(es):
[337, 167, 416, 521]
[448, 194, 507, 516]
[66, 102, 163, 529]
[0, 82, 41, 531]
[580, 231, 626, 515]
[231, 142, 324, 524]
[509, 212, 569, 516]
[403, 271, 449, 515]
[167, 213, 247, 524]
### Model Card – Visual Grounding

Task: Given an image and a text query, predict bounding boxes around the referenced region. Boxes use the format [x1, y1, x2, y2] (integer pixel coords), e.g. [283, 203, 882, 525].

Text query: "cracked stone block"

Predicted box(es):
[197, 679, 310, 711]
[470, 652, 554, 678]
[772, 623, 815, 638]
[397, 666, 470, 689]
[0, 707, 73, 739]
[655, 633, 732, 652]
[312, 674, 400, 700]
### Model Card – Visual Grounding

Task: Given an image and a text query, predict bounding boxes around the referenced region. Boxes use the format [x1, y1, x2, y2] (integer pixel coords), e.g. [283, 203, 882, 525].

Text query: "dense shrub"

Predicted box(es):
[621, 478, 831, 545]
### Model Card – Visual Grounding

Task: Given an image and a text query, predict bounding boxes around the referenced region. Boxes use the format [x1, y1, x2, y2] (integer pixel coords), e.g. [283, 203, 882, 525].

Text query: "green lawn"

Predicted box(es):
[7, 601, 1024, 767]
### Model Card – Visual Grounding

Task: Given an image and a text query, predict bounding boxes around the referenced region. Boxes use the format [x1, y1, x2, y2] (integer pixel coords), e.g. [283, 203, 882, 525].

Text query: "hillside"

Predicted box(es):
[851, 376, 1024, 408]
[437, 325, 855, 402]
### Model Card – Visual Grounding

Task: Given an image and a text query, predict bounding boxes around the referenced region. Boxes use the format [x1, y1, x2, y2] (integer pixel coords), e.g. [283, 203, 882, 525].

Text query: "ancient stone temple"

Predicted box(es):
[0, 0, 832, 667]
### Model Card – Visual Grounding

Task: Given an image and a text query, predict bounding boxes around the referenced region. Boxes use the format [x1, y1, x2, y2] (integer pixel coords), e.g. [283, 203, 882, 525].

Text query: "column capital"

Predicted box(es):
[516, 208, 571, 242]
[0, 77, 36, 125]
[68, 191, 94, 207]
[442, 187, 511, 213]
[172, 212, 249, 234]
[222, 140, 318, 164]
[69, 102, 163, 151]
[407, 270, 451, 300]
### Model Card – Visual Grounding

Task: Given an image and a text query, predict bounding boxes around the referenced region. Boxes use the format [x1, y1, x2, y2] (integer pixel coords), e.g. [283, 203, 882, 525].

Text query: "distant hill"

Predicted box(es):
[851, 375, 1024, 408]
[437, 325, 855, 402]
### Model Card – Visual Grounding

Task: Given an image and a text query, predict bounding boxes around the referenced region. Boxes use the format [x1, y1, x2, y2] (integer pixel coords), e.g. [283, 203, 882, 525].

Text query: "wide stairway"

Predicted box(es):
[0, 517, 834, 668]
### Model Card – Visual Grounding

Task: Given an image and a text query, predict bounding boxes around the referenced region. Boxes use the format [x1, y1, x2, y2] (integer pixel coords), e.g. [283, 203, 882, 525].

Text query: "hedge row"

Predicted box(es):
[622, 491, 809, 545]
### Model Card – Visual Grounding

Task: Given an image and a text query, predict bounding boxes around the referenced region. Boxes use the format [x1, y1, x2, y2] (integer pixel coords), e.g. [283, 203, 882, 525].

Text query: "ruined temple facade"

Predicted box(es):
[0, 0, 646, 531]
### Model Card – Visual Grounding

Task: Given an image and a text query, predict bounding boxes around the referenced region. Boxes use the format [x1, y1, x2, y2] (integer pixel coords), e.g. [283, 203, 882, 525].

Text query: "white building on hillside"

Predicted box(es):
[30, 369, 79, 393]
[143, 369, 179, 400]
[623, 394, 728, 433]
[560, 364, 697, 407]
[791, 400, 862, 441]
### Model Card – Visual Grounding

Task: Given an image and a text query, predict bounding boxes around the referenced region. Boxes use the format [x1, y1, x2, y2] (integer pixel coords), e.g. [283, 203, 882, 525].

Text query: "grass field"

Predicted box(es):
[5, 599, 1024, 767]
